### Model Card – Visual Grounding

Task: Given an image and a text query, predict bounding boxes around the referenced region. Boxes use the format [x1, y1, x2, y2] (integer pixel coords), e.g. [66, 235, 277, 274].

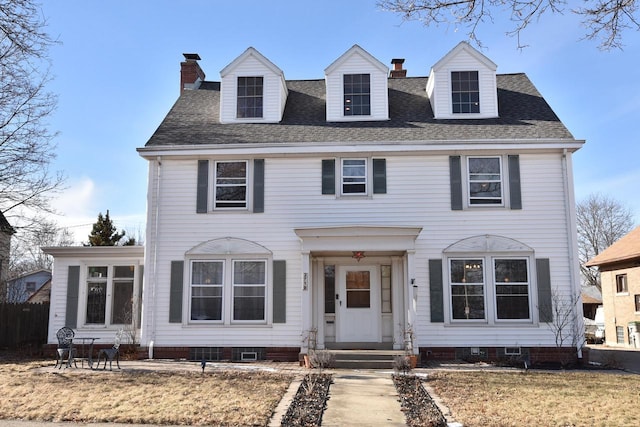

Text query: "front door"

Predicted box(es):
[336, 265, 380, 342]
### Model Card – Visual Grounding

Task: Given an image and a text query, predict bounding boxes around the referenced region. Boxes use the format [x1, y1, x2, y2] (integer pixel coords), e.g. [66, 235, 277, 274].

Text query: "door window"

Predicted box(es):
[345, 271, 370, 308]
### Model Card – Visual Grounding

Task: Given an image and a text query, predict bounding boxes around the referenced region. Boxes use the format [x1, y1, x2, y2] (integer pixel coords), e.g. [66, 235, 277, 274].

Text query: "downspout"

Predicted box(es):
[149, 156, 162, 359]
[561, 149, 584, 358]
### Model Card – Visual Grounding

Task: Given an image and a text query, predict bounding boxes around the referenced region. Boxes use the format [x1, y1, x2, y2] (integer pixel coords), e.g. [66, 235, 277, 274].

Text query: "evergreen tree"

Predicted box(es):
[87, 210, 126, 246]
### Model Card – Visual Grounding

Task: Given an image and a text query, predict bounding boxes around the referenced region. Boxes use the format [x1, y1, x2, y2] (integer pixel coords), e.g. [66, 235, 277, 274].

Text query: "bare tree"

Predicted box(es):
[377, 0, 640, 50]
[544, 288, 585, 367]
[0, 0, 64, 217]
[577, 193, 635, 290]
[9, 217, 74, 275]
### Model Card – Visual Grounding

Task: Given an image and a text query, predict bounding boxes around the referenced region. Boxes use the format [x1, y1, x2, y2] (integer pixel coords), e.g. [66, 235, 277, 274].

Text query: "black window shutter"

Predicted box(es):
[536, 258, 552, 322]
[449, 156, 463, 210]
[429, 259, 444, 323]
[273, 260, 286, 323]
[322, 159, 336, 195]
[508, 155, 522, 210]
[65, 265, 80, 328]
[373, 158, 387, 194]
[253, 159, 265, 213]
[169, 261, 184, 323]
[196, 160, 209, 213]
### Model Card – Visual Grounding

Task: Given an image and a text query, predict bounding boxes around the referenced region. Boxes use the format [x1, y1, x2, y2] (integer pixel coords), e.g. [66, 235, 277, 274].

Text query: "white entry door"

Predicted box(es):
[337, 265, 381, 342]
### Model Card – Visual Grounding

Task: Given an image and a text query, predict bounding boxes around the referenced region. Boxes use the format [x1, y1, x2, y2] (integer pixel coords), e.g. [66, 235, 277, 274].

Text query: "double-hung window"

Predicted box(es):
[451, 71, 480, 113]
[467, 156, 502, 205]
[233, 260, 266, 321]
[189, 259, 267, 323]
[343, 74, 370, 116]
[494, 259, 530, 320]
[237, 76, 263, 118]
[450, 259, 485, 320]
[85, 265, 136, 326]
[449, 257, 532, 323]
[341, 159, 367, 195]
[616, 274, 628, 293]
[214, 161, 248, 209]
[190, 261, 224, 321]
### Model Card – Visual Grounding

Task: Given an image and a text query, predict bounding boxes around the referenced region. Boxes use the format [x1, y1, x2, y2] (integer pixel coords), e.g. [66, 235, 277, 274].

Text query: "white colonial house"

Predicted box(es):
[45, 42, 585, 365]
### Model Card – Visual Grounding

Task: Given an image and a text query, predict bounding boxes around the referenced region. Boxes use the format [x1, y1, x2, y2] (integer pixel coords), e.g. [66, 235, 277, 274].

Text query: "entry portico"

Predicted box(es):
[295, 226, 422, 353]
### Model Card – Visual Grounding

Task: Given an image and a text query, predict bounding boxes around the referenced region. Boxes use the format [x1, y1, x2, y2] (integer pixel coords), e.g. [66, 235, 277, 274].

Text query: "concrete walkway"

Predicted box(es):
[321, 370, 405, 426]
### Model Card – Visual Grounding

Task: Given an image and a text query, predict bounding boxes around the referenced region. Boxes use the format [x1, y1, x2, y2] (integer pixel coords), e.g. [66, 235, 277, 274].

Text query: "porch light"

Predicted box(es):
[352, 251, 365, 262]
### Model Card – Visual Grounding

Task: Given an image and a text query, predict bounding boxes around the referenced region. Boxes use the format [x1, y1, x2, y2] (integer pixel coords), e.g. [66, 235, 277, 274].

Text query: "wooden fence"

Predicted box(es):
[0, 303, 50, 351]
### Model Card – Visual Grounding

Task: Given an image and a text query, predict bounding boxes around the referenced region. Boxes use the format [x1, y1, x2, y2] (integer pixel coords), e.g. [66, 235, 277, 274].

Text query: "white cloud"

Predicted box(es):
[51, 177, 100, 244]
[50, 177, 147, 245]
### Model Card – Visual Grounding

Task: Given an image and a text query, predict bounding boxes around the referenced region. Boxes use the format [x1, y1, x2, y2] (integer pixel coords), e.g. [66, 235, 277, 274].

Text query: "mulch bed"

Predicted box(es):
[393, 374, 447, 427]
[281, 373, 332, 426]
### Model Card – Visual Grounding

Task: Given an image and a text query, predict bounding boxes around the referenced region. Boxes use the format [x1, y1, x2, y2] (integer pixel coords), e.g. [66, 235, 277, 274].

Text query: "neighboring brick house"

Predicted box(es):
[585, 226, 640, 348]
[0, 211, 16, 302]
[45, 42, 585, 365]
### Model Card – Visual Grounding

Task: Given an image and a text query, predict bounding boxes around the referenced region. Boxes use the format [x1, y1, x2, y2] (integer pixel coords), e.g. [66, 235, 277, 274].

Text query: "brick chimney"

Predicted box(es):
[180, 53, 205, 93]
[390, 58, 407, 78]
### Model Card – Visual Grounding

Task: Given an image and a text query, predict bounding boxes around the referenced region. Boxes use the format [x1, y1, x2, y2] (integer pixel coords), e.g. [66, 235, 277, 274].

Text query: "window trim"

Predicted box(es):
[615, 273, 628, 294]
[79, 262, 140, 329]
[213, 160, 250, 211]
[189, 260, 225, 323]
[343, 73, 371, 116]
[446, 255, 534, 325]
[236, 76, 264, 119]
[466, 156, 504, 207]
[187, 256, 270, 325]
[341, 158, 368, 196]
[231, 259, 268, 323]
[493, 257, 532, 323]
[451, 70, 480, 114]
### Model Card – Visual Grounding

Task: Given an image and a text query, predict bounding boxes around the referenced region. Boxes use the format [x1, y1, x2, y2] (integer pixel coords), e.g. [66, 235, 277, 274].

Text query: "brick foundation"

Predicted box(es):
[420, 346, 581, 367]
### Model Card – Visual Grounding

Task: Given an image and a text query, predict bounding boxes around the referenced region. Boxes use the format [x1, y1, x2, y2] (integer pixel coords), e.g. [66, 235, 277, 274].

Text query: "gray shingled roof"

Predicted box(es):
[145, 74, 574, 147]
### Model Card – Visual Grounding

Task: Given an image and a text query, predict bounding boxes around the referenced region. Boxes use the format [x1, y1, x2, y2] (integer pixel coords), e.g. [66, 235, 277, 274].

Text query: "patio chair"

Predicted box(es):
[55, 327, 77, 369]
[96, 329, 124, 370]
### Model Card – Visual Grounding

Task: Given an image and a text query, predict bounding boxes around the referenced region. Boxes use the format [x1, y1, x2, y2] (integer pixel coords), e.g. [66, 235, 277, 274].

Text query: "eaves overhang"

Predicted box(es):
[137, 138, 585, 160]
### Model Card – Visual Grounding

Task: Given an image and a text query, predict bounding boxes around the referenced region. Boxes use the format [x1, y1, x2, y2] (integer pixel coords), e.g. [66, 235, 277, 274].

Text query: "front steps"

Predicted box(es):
[320, 350, 409, 370]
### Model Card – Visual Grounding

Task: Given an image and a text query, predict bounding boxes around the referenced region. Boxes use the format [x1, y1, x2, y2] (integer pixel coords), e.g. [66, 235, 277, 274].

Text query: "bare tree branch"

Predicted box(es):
[0, 0, 64, 216]
[378, 0, 639, 49]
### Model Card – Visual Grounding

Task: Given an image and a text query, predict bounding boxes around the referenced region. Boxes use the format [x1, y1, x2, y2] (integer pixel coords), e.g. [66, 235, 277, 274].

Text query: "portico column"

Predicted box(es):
[301, 251, 312, 353]
[315, 257, 325, 349]
[406, 250, 417, 355]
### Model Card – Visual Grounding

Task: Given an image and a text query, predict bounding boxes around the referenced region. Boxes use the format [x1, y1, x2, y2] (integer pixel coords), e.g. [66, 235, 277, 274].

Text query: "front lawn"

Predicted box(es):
[427, 370, 640, 426]
[0, 360, 291, 426]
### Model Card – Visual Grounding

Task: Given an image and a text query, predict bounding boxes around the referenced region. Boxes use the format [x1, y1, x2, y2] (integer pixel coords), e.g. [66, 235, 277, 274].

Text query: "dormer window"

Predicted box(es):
[237, 76, 263, 118]
[427, 42, 498, 119]
[451, 71, 480, 114]
[343, 74, 370, 116]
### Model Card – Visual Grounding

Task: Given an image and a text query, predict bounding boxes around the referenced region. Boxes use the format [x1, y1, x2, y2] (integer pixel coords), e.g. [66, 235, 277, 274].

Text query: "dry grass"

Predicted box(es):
[0, 360, 292, 426]
[427, 370, 640, 427]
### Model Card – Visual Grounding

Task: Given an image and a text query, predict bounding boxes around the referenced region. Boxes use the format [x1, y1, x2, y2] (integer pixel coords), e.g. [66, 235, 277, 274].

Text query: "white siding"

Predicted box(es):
[325, 52, 389, 122]
[143, 150, 577, 349]
[220, 55, 286, 124]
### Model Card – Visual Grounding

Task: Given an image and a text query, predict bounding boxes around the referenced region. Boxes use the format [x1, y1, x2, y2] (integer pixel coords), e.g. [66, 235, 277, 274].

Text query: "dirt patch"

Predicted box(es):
[280, 373, 332, 426]
[394, 374, 447, 427]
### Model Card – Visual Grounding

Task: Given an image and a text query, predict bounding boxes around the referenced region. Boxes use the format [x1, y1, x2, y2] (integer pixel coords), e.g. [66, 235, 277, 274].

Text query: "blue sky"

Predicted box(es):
[41, 1, 640, 243]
